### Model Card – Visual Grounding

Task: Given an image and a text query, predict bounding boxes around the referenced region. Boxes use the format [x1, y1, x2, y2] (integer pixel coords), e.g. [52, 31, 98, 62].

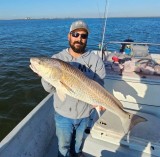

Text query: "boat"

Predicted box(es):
[0, 41, 160, 157]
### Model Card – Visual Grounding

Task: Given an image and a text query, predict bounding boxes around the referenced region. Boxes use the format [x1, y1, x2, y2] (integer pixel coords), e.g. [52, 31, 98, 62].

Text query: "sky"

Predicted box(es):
[0, 0, 160, 20]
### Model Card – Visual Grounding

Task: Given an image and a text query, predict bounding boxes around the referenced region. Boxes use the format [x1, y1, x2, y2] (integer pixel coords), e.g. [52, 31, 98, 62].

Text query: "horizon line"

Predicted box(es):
[0, 16, 160, 20]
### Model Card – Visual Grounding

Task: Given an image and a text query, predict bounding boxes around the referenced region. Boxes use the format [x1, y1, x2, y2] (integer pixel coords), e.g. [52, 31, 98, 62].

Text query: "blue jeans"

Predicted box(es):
[54, 112, 89, 157]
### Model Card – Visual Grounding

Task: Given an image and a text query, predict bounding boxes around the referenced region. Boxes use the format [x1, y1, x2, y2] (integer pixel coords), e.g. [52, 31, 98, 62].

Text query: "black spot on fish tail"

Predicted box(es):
[129, 114, 147, 130]
[122, 113, 147, 134]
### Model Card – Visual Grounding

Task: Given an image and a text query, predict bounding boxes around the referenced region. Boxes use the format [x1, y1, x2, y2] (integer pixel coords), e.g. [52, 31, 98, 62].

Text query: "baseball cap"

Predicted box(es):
[69, 20, 89, 33]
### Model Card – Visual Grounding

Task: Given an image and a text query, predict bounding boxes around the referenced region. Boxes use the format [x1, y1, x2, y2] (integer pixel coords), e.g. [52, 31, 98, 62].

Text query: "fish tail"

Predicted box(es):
[122, 113, 147, 134]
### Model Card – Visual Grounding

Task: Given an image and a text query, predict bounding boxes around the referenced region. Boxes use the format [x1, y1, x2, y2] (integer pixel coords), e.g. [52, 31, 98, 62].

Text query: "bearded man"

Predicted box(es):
[41, 20, 106, 157]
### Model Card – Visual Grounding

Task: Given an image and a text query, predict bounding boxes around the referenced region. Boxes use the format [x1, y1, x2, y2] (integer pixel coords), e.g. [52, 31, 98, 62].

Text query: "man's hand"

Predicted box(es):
[92, 105, 106, 111]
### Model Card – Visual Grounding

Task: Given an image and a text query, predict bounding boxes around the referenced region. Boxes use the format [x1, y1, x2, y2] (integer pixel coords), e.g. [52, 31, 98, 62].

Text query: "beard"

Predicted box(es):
[69, 41, 87, 54]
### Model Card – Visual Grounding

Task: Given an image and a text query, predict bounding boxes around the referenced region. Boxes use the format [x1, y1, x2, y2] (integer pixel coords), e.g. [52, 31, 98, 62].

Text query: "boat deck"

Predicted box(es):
[44, 133, 155, 157]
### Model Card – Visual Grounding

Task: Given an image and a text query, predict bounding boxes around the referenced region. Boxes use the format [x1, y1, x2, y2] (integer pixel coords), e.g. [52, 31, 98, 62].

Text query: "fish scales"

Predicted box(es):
[60, 59, 123, 110]
[60, 61, 107, 104]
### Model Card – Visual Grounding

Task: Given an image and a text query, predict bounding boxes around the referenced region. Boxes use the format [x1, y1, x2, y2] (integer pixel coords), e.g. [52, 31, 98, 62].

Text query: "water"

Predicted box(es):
[0, 18, 160, 141]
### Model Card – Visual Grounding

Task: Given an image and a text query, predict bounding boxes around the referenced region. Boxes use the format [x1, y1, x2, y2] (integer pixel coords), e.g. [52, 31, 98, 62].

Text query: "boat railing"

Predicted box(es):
[106, 41, 160, 46]
[96, 40, 160, 60]
[103, 41, 160, 54]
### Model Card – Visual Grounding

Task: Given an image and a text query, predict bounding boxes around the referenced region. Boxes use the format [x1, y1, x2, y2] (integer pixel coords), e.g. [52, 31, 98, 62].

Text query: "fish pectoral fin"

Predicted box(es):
[57, 90, 66, 102]
[56, 80, 74, 102]
[60, 81, 74, 94]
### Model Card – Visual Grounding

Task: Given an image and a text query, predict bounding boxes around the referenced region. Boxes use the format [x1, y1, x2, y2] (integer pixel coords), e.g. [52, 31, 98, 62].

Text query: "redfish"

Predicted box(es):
[30, 57, 147, 133]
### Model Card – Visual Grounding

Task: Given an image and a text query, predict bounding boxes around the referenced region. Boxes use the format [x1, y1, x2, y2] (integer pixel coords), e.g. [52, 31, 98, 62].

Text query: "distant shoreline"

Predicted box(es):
[0, 16, 160, 21]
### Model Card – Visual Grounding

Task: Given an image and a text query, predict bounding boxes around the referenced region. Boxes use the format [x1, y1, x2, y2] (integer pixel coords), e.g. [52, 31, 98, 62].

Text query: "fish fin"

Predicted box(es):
[60, 81, 74, 94]
[122, 113, 147, 134]
[57, 90, 66, 102]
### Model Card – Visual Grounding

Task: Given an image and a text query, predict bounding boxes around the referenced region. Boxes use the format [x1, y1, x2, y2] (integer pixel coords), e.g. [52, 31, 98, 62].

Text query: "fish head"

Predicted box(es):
[30, 57, 62, 81]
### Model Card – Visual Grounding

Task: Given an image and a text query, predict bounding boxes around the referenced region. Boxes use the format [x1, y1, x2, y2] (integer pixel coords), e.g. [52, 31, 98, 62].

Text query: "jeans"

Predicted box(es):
[54, 112, 89, 157]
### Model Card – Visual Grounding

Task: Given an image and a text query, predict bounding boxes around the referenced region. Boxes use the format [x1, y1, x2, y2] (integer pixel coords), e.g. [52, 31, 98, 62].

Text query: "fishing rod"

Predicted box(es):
[100, 0, 109, 53]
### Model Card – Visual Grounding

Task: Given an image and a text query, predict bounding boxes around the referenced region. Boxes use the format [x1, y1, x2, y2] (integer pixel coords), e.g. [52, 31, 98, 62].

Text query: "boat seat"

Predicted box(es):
[131, 44, 149, 58]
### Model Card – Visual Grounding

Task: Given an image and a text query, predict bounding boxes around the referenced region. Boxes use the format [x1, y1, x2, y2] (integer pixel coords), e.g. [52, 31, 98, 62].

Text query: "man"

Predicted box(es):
[41, 20, 106, 157]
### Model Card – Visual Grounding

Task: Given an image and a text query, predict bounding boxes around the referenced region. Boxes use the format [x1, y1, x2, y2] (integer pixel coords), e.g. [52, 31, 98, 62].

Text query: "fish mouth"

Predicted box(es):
[29, 64, 38, 74]
[29, 58, 40, 75]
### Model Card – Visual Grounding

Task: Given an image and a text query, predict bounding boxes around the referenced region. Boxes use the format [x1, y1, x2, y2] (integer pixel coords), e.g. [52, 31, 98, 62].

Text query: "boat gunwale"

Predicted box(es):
[0, 93, 53, 150]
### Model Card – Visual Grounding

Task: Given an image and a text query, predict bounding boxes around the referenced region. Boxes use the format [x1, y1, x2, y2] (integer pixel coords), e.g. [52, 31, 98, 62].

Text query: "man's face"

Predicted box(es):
[68, 29, 88, 54]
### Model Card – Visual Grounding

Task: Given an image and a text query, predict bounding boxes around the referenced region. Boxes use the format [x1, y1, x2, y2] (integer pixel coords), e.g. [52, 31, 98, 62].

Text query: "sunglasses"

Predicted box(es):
[70, 32, 88, 39]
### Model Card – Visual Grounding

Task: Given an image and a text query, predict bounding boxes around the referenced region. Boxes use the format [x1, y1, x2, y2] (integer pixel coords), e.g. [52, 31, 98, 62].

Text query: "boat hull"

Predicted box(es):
[0, 93, 56, 157]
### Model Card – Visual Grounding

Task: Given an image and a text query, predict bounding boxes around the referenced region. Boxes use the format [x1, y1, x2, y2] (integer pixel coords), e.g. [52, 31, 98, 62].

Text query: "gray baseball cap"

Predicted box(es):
[69, 20, 89, 33]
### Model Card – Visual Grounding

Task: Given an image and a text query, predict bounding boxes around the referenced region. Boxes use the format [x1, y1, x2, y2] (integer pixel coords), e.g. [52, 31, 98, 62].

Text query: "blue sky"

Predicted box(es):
[0, 0, 160, 19]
